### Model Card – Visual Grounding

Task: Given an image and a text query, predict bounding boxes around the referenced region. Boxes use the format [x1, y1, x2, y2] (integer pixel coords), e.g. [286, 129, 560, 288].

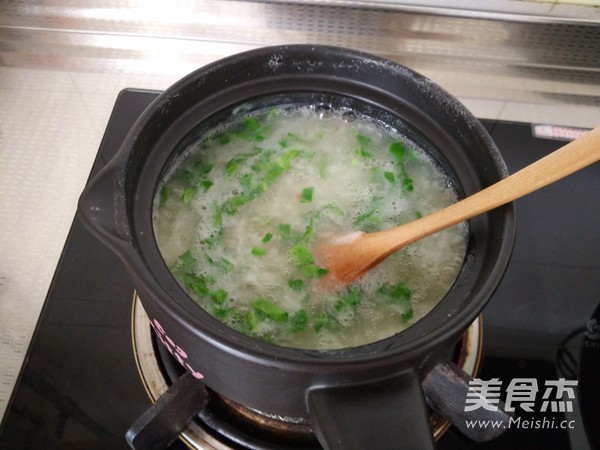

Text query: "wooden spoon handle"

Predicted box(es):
[377, 125, 600, 256]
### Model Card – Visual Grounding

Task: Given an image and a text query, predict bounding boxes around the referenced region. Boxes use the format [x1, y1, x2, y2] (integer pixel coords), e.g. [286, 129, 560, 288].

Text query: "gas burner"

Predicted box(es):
[131, 292, 482, 449]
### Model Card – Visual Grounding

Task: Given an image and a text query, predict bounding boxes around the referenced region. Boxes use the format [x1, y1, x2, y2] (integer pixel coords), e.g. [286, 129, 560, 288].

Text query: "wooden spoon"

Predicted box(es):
[318, 125, 600, 284]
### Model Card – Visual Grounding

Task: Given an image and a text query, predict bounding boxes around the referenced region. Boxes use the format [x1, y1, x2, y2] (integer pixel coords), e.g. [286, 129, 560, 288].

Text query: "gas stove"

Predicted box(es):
[1, 89, 598, 450]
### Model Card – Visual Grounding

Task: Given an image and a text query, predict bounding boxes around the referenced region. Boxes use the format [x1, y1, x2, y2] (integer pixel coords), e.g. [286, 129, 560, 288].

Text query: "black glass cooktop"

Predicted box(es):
[1, 89, 598, 450]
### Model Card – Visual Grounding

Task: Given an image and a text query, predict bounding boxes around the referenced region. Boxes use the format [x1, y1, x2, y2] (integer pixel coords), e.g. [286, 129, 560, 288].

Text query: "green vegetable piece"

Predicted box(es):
[222, 193, 251, 215]
[290, 309, 308, 333]
[288, 279, 305, 290]
[300, 187, 314, 203]
[389, 141, 414, 192]
[199, 179, 213, 191]
[183, 273, 211, 297]
[402, 306, 414, 322]
[390, 141, 406, 161]
[213, 306, 234, 320]
[253, 299, 288, 322]
[335, 287, 362, 310]
[176, 250, 195, 271]
[261, 163, 284, 189]
[301, 264, 328, 278]
[355, 147, 372, 158]
[240, 173, 253, 189]
[210, 289, 228, 305]
[262, 232, 273, 243]
[160, 186, 170, 203]
[217, 257, 234, 272]
[243, 116, 261, 131]
[192, 161, 213, 176]
[215, 134, 231, 145]
[226, 150, 260, 177]
[246, 310, 259, 330]
[357, 134, 371, 146]
[277, 223, 291, 240]
[324, 202, 345, 216]
[181, 187, 196, 202]
[289, 243, 314, 266]
[354, 207, 380, 228]
[302, 224, 314, 241]
[277, 154, 292, 170]
[384, 171, 395, 183]
[212, 205, 223, 227]
[313, 313, 329, 333]
[379, 282, 412, 301]
[378, 282, 413, 321]
[251, 247, 267, 256]
[235, 116, 269, 142]
[286, 149, 301, 159]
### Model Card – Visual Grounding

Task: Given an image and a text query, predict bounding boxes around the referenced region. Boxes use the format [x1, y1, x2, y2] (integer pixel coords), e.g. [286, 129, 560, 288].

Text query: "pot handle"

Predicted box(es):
[307, 371, 435, 450]
[422, 360, 512, 442]
[78, 159, 132, 251]
[126, 371, 208, 450]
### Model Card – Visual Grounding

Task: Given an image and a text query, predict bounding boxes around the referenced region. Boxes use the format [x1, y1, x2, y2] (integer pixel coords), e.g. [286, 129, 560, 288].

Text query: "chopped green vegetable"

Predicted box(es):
[357, 134, 371, 146]
[221, 193, 252, 215]
[252, 299, 288, 322]
[389, 141, 414, 192]
[384, 171, 395, 183]
[354, 206, 382, 231]
[378, 282, 413, 321]
[240, 173, 253, 189]
[246, 310, 258, 330]
[181, 187, 196, 202]
[277, 154, 292, 170]
[302, 224, 314, 241]
[355, 147, 372, 158]
[218, 257, 234, 272]
[277, 223, 291, 240]
[300, 187, 314, 203]
[192, 160, 214, 176]
[335, 287, 362, 310]
[226, 151, 260, 177]
[378, 282, 412, 301]
[210, 289, 228, 305]
[262, 232, 273, 243]
[214, 133, 231, 146]
[390, 141, 406, 161]
[289, 243, 314, 266]
[160, 186, 170, 203]
[290, 309, 308, 333]
[213, 306, 235, 320]
[175, 250, 195, 272]
[199, 179, 214, 191]
[251, 247, 267, 256]
[313, 313, 329, 333]
[287, 279, 305, 290]
[232, 116, 271, 142]
[324, 202, 345, 216]
[182, 273, 212, 297]
[301, 264, 328, 278]
[244, 116, 261, 130]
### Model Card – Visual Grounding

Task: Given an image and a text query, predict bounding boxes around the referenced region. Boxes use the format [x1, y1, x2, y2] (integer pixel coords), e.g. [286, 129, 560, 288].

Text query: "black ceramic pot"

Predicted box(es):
[79, 45, 515, 450]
